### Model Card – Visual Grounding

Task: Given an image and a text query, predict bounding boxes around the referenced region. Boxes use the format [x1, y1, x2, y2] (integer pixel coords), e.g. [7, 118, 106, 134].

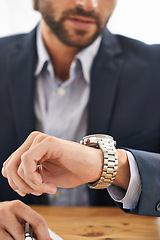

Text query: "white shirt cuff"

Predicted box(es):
[108, 150, 142, 209]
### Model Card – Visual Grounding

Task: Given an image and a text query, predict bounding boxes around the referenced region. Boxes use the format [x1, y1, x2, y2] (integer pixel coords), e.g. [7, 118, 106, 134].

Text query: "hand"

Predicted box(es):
[2, 131, 103, 197]
[0, 200, 52, 240]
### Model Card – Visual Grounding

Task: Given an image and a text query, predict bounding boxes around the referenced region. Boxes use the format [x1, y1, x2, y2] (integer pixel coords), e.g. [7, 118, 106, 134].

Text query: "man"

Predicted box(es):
[0, 0, 160, 238]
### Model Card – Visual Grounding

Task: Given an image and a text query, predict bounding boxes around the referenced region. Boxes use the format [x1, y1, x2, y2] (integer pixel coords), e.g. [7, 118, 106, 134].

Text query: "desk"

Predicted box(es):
[31, 206, 160, 240]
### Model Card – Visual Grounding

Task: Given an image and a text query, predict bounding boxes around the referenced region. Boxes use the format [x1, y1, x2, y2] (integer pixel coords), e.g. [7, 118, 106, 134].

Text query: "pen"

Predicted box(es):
[25, 222, 33, 240]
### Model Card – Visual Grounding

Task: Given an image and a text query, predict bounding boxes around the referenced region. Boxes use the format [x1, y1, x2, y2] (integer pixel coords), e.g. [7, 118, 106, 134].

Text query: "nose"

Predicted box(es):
[76, 0, 98, 12]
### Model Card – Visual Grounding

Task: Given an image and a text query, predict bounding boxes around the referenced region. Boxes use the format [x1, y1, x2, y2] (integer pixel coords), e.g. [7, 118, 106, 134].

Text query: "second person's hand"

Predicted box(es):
[0, 200, 52, 240]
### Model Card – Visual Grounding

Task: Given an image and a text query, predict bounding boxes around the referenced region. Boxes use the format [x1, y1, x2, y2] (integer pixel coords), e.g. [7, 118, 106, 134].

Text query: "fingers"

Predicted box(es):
[0, 200, 51, 240]
[2, 131, 41, 178]
[4, 153, 56, 196]
[0, 230, 14, 240]
[7, 169, 36, 197]
[17, 162, 57, 195]
[8, 177, 26, 197]
[20, 139, 58, 192]
[4, 220, 24, 240]
[14, 201, 51, 240]
[12, 141, 57, 195]
[0, 201, 27, 240]
[2, 131, 57, 196]
[20, 149, 43, 185]
[2, 153, 37, 197]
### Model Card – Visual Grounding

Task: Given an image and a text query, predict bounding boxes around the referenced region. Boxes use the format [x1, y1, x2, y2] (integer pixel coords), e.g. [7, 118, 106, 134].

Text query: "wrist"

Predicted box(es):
[84, 147, 103, 183]
[113, 149, 130, 190]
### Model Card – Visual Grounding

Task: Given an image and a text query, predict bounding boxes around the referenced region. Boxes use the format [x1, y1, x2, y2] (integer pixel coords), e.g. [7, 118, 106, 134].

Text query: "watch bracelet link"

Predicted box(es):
[80, 134, 118, 189]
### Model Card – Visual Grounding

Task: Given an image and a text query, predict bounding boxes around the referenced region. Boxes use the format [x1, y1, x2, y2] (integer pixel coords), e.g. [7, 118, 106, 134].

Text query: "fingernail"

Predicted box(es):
[47, 191, 56, 194]
[32, 192, 41, 196]
[16, 190, 26, 197]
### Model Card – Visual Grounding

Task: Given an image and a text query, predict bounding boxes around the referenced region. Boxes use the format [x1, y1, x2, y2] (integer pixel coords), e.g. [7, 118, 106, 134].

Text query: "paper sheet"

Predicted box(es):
[48, 228, 63, 240]
[33, 228, 63, 240]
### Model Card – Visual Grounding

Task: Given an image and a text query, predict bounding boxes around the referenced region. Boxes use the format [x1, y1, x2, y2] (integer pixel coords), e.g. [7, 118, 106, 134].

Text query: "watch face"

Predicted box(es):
[81, 134, 115, 147]
[83, 134, 113, 140]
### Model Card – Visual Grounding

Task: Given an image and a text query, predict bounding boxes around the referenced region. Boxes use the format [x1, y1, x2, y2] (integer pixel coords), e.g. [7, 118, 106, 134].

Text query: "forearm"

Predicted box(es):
[2, 131, 131, 196]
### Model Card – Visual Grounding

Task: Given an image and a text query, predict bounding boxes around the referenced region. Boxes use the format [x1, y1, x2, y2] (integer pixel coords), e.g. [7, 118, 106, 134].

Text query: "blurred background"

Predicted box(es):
[0, 0, 160, 44]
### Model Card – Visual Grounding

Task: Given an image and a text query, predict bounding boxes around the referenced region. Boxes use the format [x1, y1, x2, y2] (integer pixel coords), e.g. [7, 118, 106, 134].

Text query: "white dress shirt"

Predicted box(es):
[34, 24, 141, 209]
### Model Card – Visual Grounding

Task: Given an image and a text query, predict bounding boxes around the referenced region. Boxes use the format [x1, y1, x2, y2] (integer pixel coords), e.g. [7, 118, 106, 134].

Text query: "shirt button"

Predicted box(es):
[156, 202, 160, 212]
[57, 87, 66, 96]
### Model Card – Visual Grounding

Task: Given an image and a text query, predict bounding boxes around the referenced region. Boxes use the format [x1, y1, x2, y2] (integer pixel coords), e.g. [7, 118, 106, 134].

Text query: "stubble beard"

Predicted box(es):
[41, 7, 107, 48]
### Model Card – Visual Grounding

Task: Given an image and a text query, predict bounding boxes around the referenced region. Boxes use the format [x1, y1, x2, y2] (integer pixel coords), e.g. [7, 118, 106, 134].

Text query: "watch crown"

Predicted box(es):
[83, 137, 98, 147]
[84, 138, 90, 145]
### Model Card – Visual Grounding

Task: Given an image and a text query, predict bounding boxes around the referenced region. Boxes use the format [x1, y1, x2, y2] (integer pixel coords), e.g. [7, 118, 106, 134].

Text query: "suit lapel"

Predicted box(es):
[8, 28, 37, 145]
[88, 29, 125, 135]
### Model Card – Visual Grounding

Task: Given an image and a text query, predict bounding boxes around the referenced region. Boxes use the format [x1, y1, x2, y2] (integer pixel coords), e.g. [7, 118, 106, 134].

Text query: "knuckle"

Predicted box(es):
[37, 215, 47, 228]
[44, 136, 55, 150]
[17, 167, 23, 177]
[45, 135, 55, 143]
[34, 133, 46, 143]
[21, 152, 28, 163]
[0, 207, 8, 221]
[29, 131, 40, 138]
[5, 162, 12, 173]
[33, 215, 49, 239]
[12, 199, 24, 209]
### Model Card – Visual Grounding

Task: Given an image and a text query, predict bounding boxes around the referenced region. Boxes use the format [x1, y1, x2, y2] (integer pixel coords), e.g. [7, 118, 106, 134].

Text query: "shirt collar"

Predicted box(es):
[35, 24, 50, 77]
[35, 23, 102, 83]
[76, 36, 102, 83]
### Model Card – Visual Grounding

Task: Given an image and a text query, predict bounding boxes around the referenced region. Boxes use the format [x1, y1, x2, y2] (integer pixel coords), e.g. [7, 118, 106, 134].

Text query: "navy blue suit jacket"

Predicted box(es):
[0, 27, 160, 216]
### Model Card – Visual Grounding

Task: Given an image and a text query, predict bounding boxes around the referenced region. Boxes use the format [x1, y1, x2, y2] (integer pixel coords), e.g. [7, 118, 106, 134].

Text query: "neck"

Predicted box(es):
[41, 20, 81, 82]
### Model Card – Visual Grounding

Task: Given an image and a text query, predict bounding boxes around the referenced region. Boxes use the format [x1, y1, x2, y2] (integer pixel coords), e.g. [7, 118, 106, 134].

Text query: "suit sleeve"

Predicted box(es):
[116, 149, 160, 216]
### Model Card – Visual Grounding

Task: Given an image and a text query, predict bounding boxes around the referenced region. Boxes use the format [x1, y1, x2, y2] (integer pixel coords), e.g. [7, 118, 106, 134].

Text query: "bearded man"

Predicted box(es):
[0, 0, 160, 239]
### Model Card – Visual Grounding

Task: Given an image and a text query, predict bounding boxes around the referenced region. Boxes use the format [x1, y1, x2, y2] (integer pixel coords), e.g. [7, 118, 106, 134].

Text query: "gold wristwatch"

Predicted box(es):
[80, 134, 118, 189]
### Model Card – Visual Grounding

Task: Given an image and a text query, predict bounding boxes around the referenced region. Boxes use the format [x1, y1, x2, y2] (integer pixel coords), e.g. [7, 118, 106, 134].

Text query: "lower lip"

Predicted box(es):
[69, 19, 96, 30]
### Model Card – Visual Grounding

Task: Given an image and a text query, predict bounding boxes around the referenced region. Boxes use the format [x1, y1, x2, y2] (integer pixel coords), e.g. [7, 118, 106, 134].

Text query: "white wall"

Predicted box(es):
[108, 0, 160, 44]
[0, 0, 40, 36]
[0, 0, 160, 44]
